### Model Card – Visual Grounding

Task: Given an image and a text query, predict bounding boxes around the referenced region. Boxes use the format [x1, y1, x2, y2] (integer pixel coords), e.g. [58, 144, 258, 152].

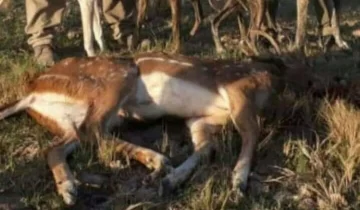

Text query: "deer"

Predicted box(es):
[0, 52, 319, 205]
[0, 56, 174, 205]
[120, 52, 318, 196]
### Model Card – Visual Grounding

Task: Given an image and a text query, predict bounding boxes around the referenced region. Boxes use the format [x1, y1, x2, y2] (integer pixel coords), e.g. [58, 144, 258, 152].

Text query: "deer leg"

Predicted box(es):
[159, 114, 228, 196]
[230, 98, 259, 195]
[97, 105, 173, 183]
[329, 0, 348, 49]
[314, 0, 332, 50]
[47, 133, 80, 205]
[26, 101, 88, 205]
[211, 5, 238, 54]
[78, 0, 96, 57]
[189, 0, 203, 36]
[99, 137, 173, 183]
[168, 0, 181, 53]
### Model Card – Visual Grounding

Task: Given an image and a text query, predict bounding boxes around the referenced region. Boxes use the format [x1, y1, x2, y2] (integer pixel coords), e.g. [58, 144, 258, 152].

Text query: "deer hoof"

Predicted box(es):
[230, 187, 245, 203]
[216, 47, 226, 55]
[58, 180, 77, 205]
[337, 40, 350, 50]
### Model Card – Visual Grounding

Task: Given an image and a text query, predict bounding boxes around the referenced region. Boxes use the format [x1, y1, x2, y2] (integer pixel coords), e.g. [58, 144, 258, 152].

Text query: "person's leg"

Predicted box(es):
[313, 0, 332, 36]
[25, 0, 66, 66]
[313, 0, 349, 49]
[102, 0, 138, 51]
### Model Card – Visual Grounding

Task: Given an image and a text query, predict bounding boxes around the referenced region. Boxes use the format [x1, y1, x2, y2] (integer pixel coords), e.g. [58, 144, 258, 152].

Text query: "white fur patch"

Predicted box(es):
[135, 57, 194, 67]
[59, 180, 77, 205]
[129, 72, 229, 119]
[218, 86, 230, 109]
[29, 93, 88, 132]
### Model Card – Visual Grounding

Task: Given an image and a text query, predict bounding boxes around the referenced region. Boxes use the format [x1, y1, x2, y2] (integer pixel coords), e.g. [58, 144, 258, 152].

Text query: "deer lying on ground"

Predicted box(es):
[0, 52, 318, 205]
[125, 52, 317, 195]
[0, 57, 173, 205]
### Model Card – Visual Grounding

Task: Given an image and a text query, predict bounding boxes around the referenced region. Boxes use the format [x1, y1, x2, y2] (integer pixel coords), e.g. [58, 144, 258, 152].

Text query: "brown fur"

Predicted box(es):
[121, 52, 316, 196]
[26, 108, 65, 137]
[0, 56, 173, 205]
[0, 52, 318, 204]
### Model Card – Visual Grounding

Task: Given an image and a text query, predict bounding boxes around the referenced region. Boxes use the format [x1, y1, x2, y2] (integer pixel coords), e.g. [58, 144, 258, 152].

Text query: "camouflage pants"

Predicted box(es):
[25, 0, 137, 47]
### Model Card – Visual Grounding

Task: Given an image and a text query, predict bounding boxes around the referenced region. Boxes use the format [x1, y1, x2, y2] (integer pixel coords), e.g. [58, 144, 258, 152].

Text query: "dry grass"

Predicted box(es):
[1, 0, 360, 209]
[271, 99, 360, 210]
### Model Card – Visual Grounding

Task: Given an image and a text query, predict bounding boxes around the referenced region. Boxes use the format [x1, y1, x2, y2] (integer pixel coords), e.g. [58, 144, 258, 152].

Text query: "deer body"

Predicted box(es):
[118, 52, 285, 195]
[0, 57, 172, 205]
[126, 59, 229, 120]
[0, 52, 314, 205]
[128, 73, 228, 119]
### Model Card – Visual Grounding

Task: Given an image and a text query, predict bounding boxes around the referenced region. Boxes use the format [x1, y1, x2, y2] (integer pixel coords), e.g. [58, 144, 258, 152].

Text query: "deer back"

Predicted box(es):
[27, 57, 138, 122]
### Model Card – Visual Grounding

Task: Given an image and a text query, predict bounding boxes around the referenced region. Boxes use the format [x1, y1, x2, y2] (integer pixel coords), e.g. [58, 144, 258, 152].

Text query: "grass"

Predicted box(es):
[1, 0, 360, 209]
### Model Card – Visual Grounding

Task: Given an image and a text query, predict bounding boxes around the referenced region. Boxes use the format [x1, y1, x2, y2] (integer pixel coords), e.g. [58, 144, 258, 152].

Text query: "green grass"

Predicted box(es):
[1, 0, 360, 209]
